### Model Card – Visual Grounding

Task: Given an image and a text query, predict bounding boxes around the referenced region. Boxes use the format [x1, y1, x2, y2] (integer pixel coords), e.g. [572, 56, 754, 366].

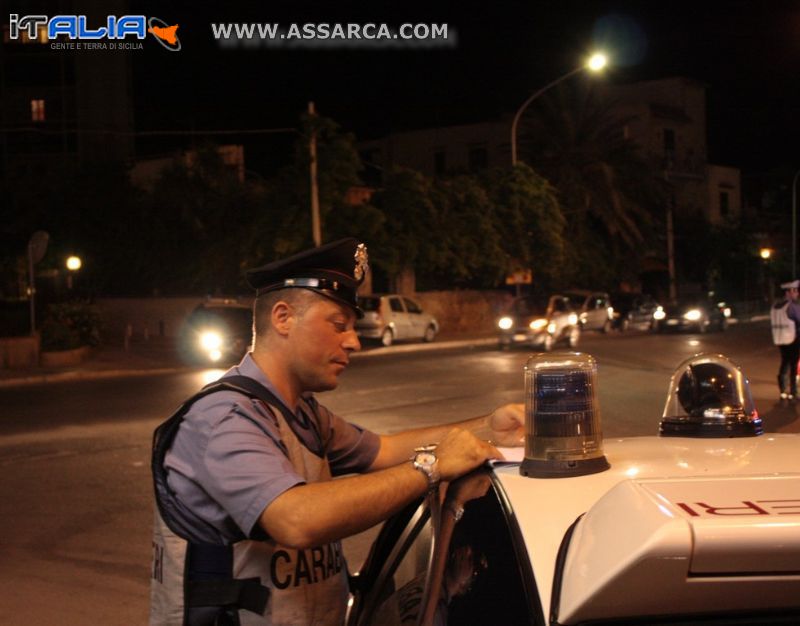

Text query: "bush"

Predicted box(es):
[40, 301, 103, 351]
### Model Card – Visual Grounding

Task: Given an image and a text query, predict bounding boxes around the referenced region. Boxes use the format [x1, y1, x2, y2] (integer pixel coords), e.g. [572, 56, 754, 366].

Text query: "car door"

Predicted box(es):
[585, 294, 608, 330]
[403, 297, 426, 339]
[387, 296, 410, 339]
[550, 296, 570, 339]
[347, 470, 542, 626]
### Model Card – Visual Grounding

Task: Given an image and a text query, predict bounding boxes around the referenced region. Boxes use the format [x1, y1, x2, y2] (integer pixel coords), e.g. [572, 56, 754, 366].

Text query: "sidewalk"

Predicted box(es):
[0, 332, 497, 388]
[0, 337, 188, 388]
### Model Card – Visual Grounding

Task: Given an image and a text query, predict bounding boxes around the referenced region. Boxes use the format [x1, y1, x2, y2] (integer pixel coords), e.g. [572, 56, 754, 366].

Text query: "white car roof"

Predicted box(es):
[494, 434, 800, 624]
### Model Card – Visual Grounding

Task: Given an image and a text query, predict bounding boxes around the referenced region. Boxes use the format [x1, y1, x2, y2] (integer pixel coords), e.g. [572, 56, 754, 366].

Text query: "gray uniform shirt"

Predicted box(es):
[164, 353, 380, 544]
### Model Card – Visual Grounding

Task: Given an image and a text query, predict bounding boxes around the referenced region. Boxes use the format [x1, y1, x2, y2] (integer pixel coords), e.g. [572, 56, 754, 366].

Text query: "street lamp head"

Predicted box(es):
[759, 248, 773, 260]
[586, 53, 608, 72]
[66, 255, 82, 271]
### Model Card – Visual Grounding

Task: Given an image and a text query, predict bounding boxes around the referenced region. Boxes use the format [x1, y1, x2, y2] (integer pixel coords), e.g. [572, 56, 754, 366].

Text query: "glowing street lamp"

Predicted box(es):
[510, 51, 609, 166]
[759, 248, 773, 260]
[66, 255, 82, 289]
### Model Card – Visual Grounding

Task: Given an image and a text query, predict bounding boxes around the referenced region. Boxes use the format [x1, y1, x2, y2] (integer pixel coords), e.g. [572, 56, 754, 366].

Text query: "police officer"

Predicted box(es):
[772, 279, 800, 400]
[150, 238, 524, 625]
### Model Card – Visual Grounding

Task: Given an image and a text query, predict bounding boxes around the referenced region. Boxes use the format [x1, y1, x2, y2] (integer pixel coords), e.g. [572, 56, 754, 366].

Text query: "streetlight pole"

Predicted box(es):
[793, 168, 800, 277]
[510, 53, 607, 166]
[308, 101, 321, 247]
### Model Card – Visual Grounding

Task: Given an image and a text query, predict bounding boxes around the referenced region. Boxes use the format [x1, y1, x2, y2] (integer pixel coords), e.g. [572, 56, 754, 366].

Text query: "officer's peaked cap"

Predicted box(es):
[246, 238, 369, 317]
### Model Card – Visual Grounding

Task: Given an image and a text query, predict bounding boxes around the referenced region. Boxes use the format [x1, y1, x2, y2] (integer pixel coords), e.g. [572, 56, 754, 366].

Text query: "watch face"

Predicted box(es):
[416, 452, 436, 466]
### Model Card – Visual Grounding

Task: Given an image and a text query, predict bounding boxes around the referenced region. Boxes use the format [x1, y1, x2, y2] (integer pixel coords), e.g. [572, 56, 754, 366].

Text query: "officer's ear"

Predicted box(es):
[271, 301, 294, 336]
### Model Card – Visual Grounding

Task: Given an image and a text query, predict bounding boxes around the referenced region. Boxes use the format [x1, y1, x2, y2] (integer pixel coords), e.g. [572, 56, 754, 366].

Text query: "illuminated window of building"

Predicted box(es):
[31, 99, 46, 122]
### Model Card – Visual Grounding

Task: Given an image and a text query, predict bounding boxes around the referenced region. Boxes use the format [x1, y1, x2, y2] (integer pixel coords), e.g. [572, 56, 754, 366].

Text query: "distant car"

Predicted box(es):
[654, 296, 729, 333]
[610, 292, 661, 331]
[565, 290, 613, 333]
[497, 294, 580, 351]
[178, 299, 253, 365]
[346, 353, 800, 626]
[355, 294, 439, 347]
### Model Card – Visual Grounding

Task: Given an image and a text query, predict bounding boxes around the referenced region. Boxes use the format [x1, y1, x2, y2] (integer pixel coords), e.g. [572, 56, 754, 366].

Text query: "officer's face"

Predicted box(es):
[289, 296, 361, 392]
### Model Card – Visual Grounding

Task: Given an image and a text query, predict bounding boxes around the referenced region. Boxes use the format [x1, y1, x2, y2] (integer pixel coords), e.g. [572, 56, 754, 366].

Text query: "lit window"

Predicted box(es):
[31, 99, 46, 122]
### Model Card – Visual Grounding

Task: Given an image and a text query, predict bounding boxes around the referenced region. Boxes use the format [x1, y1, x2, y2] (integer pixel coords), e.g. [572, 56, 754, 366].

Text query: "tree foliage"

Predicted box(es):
[519, 80, 666, 287]
[369, 164, 563, 290]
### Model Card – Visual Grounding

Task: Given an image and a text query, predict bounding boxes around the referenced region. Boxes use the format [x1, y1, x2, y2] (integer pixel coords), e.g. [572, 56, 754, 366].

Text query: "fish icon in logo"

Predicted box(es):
[148, 17, 181, 51]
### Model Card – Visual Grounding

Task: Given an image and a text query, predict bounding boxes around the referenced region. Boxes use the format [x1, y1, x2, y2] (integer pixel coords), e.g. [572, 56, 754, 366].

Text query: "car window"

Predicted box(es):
[553, 298, 568, 313]
[431, 476, 538, 625]
[510, 297, 547, 317]
[389, 297, 405, 313]
[367, 509, 433, 625]
[193, 306, 252, 334]
[565, 294, 585, 308]
[358, 296, 381, 312]
[403, 298, 422, 315]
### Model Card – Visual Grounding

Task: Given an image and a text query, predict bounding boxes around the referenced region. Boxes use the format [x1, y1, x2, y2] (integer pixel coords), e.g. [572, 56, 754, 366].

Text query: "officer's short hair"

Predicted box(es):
[253, 288, 318, 338]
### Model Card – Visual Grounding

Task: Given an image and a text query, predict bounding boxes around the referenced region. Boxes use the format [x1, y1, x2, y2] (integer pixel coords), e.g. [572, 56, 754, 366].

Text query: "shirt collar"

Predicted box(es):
[224, 352, 295, 410]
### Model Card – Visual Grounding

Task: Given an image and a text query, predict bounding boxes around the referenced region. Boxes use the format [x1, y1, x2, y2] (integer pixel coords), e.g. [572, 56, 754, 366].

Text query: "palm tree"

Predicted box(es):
[518, 79, 666, 285]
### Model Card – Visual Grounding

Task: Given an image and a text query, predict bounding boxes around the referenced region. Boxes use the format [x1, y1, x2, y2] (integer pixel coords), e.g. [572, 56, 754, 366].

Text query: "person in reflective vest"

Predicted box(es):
[771, 279, 800, 400]
[150, 238, 525, 625]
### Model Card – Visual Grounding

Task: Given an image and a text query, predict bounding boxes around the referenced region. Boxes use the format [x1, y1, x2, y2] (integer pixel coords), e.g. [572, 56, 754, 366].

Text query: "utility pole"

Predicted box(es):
[308, 101, 321, 247]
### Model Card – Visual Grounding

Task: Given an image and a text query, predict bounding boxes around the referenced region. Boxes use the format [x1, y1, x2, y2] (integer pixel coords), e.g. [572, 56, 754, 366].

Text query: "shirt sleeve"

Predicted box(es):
[788, 301, 800, 324]
[310, 399, 380, 475]
[201, 400, 305, 538]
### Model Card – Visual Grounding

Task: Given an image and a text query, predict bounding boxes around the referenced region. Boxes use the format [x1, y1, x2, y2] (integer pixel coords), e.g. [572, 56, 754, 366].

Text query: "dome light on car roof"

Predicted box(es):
[520, 352, 610, 478]
[660, 353, 762, 437]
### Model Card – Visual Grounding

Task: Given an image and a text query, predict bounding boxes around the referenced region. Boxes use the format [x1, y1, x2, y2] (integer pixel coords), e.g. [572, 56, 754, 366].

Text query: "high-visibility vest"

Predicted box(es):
[771, 301, 796, 346]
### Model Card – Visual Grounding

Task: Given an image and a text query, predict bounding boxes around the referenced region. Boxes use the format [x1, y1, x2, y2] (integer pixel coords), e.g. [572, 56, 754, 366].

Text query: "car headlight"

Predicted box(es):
[568, 313, 578, 326]
[607, 306, 614, 318]
[683, 309, 702, 321]
[530, 318, 548, 331]
[547, 322, 557, 334]
[653, 307, 666, 320]
[200, 331, 223, 351]
[498, 316, 513, 330]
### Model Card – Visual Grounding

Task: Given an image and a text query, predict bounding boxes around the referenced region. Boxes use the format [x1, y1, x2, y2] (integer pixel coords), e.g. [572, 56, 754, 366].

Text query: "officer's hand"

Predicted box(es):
[435, 428, 501, 482]
[487, 403, 525, 447]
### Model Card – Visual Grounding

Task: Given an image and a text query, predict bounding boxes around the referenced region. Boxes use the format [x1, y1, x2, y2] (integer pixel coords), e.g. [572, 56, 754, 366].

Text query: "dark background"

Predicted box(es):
[124, 0, 800, 175]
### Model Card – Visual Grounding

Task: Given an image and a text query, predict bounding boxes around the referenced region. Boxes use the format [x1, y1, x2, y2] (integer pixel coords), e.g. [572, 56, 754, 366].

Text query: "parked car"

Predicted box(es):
[356, 294, 439, 347]
[347, 353, 800, 626]
[178, 299, 252, 365]
[610, 292, 661, 331]
[565, 290, 613, 333]
[497, 294, 580, 351]
[654, 296, 729, 333]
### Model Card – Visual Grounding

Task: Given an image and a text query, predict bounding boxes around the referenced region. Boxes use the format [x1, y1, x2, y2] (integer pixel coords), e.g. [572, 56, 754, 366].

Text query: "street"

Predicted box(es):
[0, 321, 796, 625]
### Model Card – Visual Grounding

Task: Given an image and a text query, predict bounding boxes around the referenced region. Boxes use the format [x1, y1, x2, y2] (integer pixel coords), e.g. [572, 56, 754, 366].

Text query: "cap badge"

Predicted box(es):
[354, 243, 369, 281]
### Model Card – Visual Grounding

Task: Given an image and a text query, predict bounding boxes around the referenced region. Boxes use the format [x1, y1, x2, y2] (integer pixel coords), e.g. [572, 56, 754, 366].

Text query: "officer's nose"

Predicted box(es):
[344, 329, 361, 352]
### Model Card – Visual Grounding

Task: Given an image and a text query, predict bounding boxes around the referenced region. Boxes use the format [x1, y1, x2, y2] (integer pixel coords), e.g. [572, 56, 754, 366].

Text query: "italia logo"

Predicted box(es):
[147, 17, 181, 51]
[8, 14, 181, 51]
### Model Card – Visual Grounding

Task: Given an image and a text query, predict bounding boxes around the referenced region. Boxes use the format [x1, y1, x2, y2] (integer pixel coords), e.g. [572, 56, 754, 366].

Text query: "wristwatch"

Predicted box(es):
[412, 445, 440, 490]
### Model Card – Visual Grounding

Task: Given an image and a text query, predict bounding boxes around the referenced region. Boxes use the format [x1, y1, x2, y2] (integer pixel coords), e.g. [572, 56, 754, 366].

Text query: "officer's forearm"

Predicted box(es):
[258, 462, 430, 549]
[368, 414, 490, 471]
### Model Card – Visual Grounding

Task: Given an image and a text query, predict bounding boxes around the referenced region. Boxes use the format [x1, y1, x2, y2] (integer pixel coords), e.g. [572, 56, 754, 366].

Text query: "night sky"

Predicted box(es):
[121, 1, 800, 175]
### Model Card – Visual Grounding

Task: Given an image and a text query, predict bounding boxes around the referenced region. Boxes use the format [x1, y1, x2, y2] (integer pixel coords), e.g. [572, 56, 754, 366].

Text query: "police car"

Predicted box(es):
[346, 353, 800, 626]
